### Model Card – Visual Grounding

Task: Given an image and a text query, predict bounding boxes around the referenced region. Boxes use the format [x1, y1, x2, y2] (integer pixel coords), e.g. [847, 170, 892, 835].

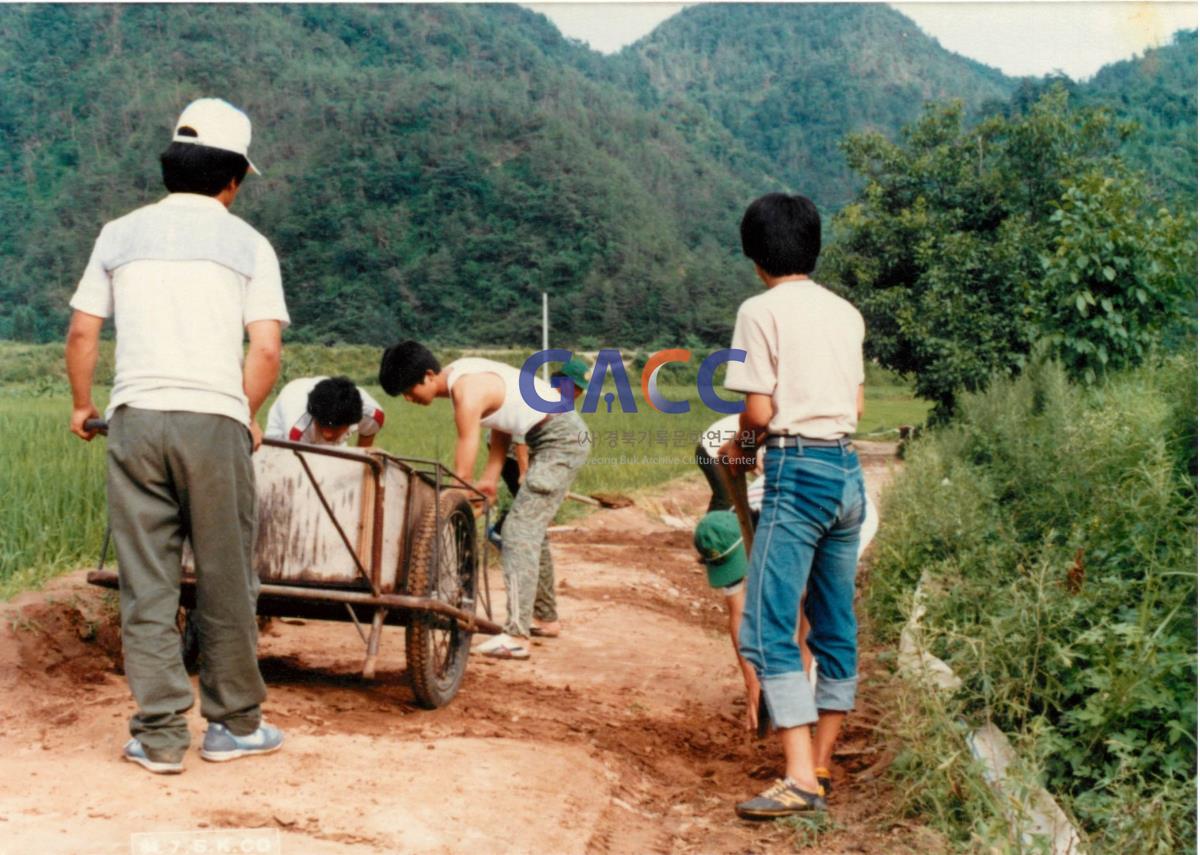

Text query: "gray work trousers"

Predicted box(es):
[107, 407, 265, 755]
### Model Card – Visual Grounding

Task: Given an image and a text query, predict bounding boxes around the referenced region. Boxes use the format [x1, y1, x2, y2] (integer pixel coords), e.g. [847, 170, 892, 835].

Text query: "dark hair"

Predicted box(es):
[739, 193, 822, 277]
[159, 140, 249, 196]
[379, 340, 440, 396]
[307, 376, 363, 427]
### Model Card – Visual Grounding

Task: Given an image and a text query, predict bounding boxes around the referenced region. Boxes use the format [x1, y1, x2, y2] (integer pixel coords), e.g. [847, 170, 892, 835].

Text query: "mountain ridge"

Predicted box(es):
[612, 3, 1015, 209]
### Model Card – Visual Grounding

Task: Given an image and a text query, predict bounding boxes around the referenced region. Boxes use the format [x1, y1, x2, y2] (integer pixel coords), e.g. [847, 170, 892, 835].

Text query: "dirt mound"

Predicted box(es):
[0, 582, 122, 693]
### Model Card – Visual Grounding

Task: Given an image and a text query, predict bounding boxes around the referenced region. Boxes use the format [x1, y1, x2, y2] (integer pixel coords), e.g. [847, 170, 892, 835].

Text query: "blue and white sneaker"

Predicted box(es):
[123, 738, 184, 774]
[199, 722, 284, 762]
[486, 525, 503, 548]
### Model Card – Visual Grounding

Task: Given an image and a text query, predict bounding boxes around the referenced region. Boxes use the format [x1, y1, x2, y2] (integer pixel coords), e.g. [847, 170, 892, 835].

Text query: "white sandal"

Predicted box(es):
[474, 633, 531, 660]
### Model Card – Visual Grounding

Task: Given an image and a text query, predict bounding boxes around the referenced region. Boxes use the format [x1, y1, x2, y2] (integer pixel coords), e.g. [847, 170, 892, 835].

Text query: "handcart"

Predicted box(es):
[87, 428, 501, 709]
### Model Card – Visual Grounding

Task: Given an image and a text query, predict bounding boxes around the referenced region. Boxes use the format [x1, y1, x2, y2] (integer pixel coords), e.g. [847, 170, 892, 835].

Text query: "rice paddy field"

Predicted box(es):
[0, 343, 930, 597]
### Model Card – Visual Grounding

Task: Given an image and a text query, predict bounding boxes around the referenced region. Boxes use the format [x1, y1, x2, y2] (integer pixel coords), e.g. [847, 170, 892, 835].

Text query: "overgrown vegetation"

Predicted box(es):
[1042, 169, 1196, 382]
[867, 353, 1197, 852]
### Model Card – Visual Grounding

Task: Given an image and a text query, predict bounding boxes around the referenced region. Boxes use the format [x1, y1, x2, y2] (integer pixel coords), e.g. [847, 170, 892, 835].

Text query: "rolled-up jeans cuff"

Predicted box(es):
[762, 671, 817, 729]
[815, 674, 858, 712]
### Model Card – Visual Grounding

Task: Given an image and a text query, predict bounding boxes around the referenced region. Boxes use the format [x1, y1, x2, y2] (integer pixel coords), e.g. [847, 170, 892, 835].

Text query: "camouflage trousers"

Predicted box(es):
[500, 410, 590, 636]
[496, 506, 557, 621]
[497, 451, 558, 621]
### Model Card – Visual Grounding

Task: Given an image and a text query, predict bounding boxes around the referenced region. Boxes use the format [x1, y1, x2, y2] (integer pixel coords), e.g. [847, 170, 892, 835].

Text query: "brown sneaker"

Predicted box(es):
[735, 778, 827, 820]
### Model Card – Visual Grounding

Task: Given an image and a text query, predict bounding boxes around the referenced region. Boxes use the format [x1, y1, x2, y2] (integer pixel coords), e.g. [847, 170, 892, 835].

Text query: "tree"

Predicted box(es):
[822, 88, 1134, 417]
[1042, 170, 1196, 383]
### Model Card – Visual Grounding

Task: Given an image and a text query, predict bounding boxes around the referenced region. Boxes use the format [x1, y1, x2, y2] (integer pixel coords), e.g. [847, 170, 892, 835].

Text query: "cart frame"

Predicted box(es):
[87, 436, 502, 705]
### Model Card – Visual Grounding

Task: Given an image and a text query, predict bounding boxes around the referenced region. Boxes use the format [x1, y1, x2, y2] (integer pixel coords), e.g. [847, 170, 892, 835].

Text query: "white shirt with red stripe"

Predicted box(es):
[265, 377, 385, 446]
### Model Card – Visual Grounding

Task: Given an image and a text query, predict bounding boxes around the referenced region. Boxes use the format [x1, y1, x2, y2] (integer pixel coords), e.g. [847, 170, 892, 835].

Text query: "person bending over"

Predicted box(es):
[379, 343, 590, 659]
[266, 375, 384, 447]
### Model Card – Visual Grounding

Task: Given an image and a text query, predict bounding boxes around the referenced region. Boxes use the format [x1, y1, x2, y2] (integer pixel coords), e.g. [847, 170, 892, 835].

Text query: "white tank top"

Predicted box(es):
[445, 358, 557, 437]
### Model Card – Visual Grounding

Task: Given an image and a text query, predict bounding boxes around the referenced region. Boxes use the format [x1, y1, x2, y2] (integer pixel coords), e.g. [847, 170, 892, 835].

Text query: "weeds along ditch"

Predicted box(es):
[867, 354, 1197, 853]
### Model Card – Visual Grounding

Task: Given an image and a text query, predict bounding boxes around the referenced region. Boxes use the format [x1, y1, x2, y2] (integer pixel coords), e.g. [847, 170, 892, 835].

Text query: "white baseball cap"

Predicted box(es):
[172, 98, 261, 175]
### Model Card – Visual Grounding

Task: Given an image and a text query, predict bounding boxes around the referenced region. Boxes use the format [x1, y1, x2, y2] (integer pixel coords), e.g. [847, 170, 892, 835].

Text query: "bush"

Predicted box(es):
[868, 356, 1197, 852]
[826, 89, 1129, 417]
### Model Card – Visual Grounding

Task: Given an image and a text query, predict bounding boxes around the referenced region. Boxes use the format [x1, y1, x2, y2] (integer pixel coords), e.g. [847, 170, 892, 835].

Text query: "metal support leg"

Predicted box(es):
[362, 608, 387, 680]
[345, 603, 368, 645]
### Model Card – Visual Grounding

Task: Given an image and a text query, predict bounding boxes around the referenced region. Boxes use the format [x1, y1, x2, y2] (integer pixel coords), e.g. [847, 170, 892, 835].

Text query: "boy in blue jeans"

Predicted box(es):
[720, 193, 866, 819]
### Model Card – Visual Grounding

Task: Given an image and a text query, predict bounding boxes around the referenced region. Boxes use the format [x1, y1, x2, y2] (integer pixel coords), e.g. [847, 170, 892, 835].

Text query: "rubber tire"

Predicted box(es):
[405, 489, 477, 708]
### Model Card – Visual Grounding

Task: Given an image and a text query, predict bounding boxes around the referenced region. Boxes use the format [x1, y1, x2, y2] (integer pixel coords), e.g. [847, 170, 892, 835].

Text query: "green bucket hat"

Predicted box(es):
[693, 510, 748, 589]
[553, 356, 590, 393]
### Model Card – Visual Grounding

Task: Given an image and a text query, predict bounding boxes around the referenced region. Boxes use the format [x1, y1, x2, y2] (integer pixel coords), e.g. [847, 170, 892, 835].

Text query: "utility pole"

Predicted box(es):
[542, 292, 549, 384]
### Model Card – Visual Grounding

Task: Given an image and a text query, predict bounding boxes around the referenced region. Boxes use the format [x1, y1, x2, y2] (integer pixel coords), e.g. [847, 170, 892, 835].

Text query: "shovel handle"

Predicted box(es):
[566, 491, 602, 507]
[716, 462, 755, 555]
[84, 419, 109, 435]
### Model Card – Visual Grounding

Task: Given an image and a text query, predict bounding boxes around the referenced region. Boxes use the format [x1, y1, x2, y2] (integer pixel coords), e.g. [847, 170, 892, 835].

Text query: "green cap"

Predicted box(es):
[693, 510, 748, 589]
[552, 357, 590, 393]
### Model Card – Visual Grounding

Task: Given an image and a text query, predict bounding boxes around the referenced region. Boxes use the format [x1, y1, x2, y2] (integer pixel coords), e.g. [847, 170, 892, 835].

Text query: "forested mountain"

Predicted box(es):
[0, 4, 769, 346]
[612, 4, 1015, 211]
[0, 4, 1194, 347]
[1077, 30, 1196, 204]
[990, 29, 1198, 207]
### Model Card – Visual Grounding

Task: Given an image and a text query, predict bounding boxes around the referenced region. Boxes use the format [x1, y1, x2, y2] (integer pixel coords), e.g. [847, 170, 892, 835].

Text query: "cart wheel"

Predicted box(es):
[177, 607, 200, 674]
[405, 489, 477, 708]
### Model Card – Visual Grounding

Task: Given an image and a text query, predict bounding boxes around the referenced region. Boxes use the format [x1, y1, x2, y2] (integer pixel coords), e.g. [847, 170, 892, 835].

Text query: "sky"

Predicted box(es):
[524, 2, 1198, 80]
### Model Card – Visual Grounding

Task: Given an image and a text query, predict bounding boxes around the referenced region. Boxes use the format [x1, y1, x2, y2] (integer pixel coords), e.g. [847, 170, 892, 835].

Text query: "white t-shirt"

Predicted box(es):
[69, 193, 289, 426]
[265, 377, 385, 445]
[724, 279, 864, 439]
[445, 358, 555, 438]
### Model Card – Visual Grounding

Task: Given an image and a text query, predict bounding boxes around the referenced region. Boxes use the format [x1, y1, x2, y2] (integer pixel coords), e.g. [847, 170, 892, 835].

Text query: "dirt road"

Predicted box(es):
[0, 444, 924, 854]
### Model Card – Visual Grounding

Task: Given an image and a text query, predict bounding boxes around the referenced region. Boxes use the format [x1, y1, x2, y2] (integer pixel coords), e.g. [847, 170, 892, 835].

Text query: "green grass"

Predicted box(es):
[0, 341, 536, 390]
[858, 390, 932, 436]
[0, 343, 928, 597]
[859, 362, 933, 436]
